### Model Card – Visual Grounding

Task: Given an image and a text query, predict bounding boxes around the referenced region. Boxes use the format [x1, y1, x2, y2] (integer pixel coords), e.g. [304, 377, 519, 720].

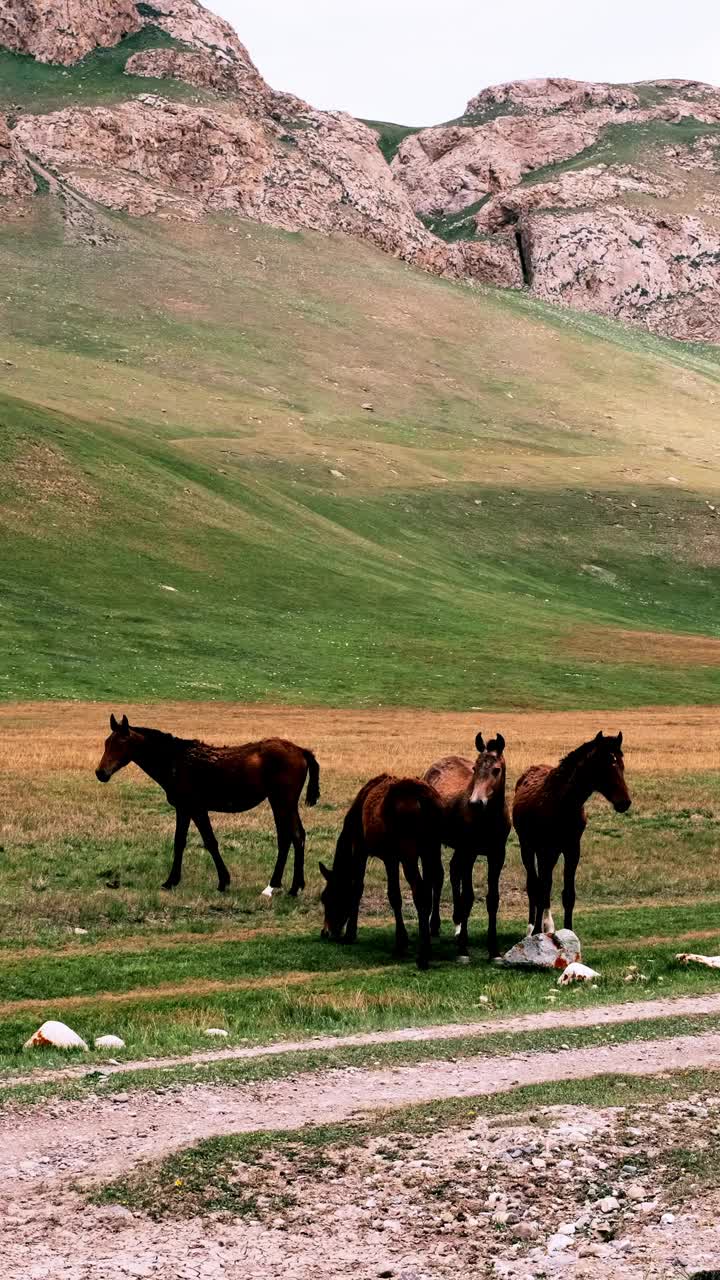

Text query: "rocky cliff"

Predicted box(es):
[3, 2, 720, 341]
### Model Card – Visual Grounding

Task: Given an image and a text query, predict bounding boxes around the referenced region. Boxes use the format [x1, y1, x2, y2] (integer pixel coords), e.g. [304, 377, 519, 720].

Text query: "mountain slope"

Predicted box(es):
[1, 204, 718, 706]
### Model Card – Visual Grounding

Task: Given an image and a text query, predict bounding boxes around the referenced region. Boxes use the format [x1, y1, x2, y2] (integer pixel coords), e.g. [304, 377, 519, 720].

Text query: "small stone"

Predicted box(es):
[660, 1212, 675, 1225]
[73, 927, 89, 935]
[625, 1183, 646, 1202]
[94, 1205, 134, 1229]
[557, 1222, 576, 1236]
[95, 1035, 126, 1050]
[514, 1222, 538, 1241]
[205, 1028, 229, 1038]
[597, 1196, 620, 1213]
[548, 1233, 574, 1252]
[361, 402, 374, 411]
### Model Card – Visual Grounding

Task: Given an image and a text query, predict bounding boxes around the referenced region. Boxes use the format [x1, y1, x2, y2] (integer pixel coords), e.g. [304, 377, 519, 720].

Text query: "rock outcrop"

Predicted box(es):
[4, 1, 720, 341]
[0, 0, 141, 66]
[0, 114, 35, 200]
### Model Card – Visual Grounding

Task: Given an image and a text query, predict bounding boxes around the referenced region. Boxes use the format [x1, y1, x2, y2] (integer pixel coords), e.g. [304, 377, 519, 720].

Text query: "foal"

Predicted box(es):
[319, 773, 443, 969]
[513, 731, 631, 936]
[96, 715, 320, 895]
[425, 732, 510, 960]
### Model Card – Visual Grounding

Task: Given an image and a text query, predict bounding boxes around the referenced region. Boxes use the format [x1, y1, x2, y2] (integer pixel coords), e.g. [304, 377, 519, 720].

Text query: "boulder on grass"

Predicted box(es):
[497, 928, 581, 971]
[94, 1034, 126, 1049]
[24, 1020, 89, 1050]
[558, 961, 600, 985]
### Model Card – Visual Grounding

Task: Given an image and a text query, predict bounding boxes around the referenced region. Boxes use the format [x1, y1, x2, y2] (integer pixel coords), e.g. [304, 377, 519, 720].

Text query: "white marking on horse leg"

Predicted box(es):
[454, 924, 462, 937]
[542, 909, 555, 934]
[526, 923, 534, 937]
[456, 953, 470, 965]
[261, 885, 275, 898]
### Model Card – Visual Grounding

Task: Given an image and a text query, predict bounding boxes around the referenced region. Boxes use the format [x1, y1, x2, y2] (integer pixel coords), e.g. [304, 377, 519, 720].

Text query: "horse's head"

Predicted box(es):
[468, 731, 506, 809]
[319, 860, 352, 940]
[593, 731, 631, 812]
[96, 714, 136, 782]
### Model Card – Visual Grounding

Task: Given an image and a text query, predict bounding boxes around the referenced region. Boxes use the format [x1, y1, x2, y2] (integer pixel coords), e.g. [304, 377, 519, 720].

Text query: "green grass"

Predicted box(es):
[0, 30, 210, 115]
[94, 1064, 720, 1217]
[361, 119, 421, 163]
[1, 211, 719, 706]
[521, 117, 720, 189]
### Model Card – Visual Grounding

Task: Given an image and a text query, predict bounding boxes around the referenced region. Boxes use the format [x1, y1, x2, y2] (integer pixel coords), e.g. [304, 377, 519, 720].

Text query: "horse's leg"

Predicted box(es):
[519, 840, 538, 935]
[386, 858, 409, 957]
[288, 809, 306, 897]
[192, 811, 231, 891]
[344, 853, 367, 944]
[403, 856, 431, 971]
[485, 842, 506, 959]
[264, 796, 292, 897]
[536, 850, 560, 934]
[562, 839, 581, 931]
[430, 856, 444, 938]
[162, 810, 190, 890]
[449, 850, 463, 931]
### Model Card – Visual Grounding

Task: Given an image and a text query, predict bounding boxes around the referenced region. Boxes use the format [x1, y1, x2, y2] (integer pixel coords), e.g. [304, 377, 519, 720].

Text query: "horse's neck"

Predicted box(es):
[131, 738, 179, 790]
[552, 756, 595, 807]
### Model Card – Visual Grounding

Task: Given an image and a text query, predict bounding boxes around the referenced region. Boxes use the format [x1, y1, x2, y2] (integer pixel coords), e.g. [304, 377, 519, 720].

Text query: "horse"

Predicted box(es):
[319, 773, 443, 970]
[424, 731, 510, 961]
[513, 730, 631, 937]
[95, 714, 320, 896]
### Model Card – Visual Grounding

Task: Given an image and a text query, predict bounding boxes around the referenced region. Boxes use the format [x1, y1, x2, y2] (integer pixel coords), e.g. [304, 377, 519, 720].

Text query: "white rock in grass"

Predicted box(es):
[676, 952, 720, 969]
[497, 928, 581, 971]
[557, 962, 601, 986]
[24, 1021, 88, 1051]
[94, 1035, 126, 1050]
[205, 1028, 229, 1038]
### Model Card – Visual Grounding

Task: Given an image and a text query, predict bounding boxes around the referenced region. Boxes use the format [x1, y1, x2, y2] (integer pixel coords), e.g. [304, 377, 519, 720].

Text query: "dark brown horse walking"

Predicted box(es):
[424, 732, 510, 961]
[96, 715, 320, 895]
[319, 773, 443, 969]
[513, 731, 631, 936]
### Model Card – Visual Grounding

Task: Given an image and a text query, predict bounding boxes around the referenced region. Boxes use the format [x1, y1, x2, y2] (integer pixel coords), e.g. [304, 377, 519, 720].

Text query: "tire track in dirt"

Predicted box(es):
[6, 991, 720, 1089]
[4, 1030, 720, 1188]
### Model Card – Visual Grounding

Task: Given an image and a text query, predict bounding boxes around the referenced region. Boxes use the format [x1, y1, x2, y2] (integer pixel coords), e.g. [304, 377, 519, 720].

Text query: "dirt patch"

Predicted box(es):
[4, 1036, 720, 1278]
[1, 443, 98, 524]
[562, 625, 720, 667]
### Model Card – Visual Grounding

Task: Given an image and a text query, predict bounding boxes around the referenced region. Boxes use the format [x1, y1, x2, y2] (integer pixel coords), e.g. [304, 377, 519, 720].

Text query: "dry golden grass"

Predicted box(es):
[564, 628, 720, 667]
[0, 700, 717, 845]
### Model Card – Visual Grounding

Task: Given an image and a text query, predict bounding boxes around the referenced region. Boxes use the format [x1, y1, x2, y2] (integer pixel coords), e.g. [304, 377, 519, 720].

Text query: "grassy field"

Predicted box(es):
[1, 208, 719, 706]
[1, 702, 720, 1079]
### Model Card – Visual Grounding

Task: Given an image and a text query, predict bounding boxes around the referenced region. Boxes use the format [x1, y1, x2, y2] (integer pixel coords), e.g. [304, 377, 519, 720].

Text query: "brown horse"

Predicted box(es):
[513, 731, 631, 936]
[96, 714, 319, 895]
[319, 773, 443, 969]
[424, 731, 510, 961]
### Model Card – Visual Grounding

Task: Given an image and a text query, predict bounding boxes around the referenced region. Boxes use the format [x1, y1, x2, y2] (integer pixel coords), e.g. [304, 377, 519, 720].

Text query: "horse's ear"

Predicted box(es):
[110, 713, 118, 731]
[594, 730, 603, 743]
[475, 732, 485, 753]
[494, 732, 505, 756]
[119, 714, 130, 736]
[319, 861, 331, 882]
[616, 731, 623, 748]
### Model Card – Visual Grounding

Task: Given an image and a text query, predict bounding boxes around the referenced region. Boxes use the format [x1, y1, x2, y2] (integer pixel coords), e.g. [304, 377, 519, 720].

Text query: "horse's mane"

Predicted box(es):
[555, 736, 602, 780]
[131, 725, 197, 751]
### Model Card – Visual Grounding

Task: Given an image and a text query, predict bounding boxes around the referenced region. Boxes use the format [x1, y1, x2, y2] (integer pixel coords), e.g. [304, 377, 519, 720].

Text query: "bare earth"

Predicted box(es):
[5, 1028, 720, 1278]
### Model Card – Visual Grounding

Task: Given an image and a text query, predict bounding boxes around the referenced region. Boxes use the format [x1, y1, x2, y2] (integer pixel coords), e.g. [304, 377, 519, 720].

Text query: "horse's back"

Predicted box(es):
[360, 775, 441, 855]
[424, 755, 473, 804]
[512, 765, 553, 821]
[179, 737, 308, 811]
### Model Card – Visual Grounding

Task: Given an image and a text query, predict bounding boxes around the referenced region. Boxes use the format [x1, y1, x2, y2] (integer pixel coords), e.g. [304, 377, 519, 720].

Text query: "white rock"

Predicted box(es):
[557, 961, 600, 985]
[597, 1196, 620, 1213]
[676, 952, 720, 969]
[73, 927, 88, 936]
[205, 1027, 229, 1038]
[660, 1212, 675, 1224]
[24, 1021, 88, 1051]
[548, 1233, 574, 1252]
[498, 929, 581, 970]
[558, 1222, 576, 1236]
[94, 1035, 126, 1050]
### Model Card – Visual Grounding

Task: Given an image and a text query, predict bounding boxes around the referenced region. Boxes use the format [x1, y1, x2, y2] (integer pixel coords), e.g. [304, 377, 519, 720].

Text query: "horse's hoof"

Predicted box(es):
[161, 881, 176, 892]
[261, 885, 280, 899]
[456, 953, 471, 966]
[288, 884, 304, 897]
[218, 882, 230, 894]
[417, 957, 431, 971]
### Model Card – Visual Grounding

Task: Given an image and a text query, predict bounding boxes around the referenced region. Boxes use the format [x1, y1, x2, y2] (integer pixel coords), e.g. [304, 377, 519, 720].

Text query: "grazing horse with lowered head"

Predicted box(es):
[424, 731, 510, 961]
[319, 773, 443, 969]
[513, 731, 631, 937]
[96, 715, 319, 895]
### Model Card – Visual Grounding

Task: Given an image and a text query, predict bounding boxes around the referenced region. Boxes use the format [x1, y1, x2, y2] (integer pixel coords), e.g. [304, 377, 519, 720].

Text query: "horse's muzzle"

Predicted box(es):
[95, 768, 110, 783]
[614, 797, 632, 813]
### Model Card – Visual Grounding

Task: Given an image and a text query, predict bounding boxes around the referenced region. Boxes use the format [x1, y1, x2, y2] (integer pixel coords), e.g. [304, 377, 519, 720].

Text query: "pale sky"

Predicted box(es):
[213, 0, 720, 125]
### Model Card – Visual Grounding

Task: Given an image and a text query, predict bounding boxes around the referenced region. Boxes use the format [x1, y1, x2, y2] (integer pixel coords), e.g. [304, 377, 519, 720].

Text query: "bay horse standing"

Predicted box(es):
[513, 730, 631, 936]
[424, 732, 510, 961]
[319, 773, 443, 969]
[96, 715, 320, 895]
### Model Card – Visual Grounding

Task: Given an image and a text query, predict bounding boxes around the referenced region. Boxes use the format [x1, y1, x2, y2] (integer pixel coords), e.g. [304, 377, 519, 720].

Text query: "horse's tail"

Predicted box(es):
[303, 749, 320, 806]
